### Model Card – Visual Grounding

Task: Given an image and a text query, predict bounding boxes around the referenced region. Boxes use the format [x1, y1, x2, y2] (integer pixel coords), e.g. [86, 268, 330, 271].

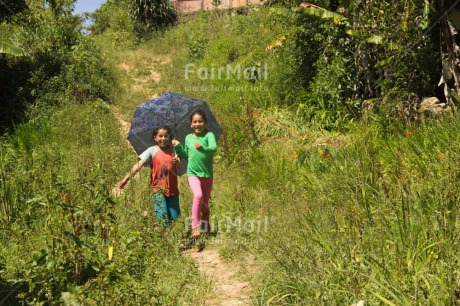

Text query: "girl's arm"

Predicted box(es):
[117, 159, 146, 189]
[199, 132, 217, 153]
[172, 140, 188, 159]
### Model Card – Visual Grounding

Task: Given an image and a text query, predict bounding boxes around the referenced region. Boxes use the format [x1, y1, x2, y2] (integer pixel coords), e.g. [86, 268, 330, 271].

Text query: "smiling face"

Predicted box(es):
[154, 128, 171, 149]
[191, 113, 206, 136]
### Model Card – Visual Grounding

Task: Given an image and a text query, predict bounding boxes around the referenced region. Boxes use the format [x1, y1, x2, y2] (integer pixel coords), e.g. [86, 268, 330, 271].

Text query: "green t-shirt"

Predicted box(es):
[175, 131, 216, 178]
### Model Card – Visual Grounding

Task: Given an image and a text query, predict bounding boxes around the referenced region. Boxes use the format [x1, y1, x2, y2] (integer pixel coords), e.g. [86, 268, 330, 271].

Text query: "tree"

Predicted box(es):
[0, 0, 27, 22]
[268, 1, 442, 124]
[44, 0, 75, 16]
[130, 0, 177, 35]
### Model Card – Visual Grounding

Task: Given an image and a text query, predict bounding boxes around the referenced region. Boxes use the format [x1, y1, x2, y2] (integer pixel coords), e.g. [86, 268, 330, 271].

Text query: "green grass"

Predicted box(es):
[0, 103, 206, 304]
[222, 117, 460, 304]
[95, 8, 460, 304]
[3, 5, 460, 305]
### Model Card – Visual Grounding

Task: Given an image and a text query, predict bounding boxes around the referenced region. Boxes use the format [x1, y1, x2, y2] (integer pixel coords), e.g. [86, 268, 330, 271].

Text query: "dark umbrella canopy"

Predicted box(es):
[127, 92, 222, 175]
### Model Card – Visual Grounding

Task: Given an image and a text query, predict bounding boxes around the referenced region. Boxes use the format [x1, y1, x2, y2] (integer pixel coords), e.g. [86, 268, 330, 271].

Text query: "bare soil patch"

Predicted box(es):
[185, 248, 254, 306]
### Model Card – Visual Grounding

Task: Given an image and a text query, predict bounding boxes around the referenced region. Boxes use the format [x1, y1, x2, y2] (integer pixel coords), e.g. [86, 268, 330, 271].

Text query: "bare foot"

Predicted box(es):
[190, 228, 201, 239]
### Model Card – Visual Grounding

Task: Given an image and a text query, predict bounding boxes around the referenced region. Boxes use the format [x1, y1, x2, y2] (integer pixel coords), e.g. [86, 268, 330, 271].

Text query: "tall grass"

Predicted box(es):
[217, 116, 460, 304]
[0, 103, 205, 304]
[4, 6, 457, 304]
[89, 7, 460, 304]
[90, 10, 460, 303]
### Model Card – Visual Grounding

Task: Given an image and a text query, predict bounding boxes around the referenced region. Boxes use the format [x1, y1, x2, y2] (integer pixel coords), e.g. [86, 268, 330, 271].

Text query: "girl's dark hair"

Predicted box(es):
[190, 110, 207, 123]
[152, 125, 173, 140]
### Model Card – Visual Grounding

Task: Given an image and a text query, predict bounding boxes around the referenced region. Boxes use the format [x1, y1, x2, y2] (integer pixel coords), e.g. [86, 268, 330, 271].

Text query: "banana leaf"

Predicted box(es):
[291, 6, 347, 21]
[419, 0, 430, 30]
[270, 7, 297, 18]
[272, 4, 398, 50]
[0, 43, 24, 56]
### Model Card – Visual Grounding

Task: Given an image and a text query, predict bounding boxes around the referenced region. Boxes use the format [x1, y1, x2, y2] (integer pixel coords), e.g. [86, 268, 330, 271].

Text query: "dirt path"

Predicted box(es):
[113, 109, 130, 137]
[185, 248, 253, 306]
[113, 57, 254, 305]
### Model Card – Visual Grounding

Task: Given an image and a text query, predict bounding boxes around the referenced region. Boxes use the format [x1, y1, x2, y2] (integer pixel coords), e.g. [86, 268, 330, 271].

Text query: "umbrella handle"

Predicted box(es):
[172, 143, 178, 158]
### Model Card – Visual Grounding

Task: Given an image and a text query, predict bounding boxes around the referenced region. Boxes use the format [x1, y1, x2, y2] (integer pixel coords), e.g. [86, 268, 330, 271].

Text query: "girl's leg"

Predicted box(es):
[199, 177, 213, 232]
[165, 195, 180, 222]
[187, 176, 202, 230]
[151, 192, 168, 227]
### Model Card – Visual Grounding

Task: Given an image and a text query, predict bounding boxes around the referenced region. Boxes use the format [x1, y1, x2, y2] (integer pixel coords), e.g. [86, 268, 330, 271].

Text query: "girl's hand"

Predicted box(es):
[117, 178, 128, 190]
[172, 140, 180, 146]
[173, 157, 183, 169]
[194, 142, 202, 149]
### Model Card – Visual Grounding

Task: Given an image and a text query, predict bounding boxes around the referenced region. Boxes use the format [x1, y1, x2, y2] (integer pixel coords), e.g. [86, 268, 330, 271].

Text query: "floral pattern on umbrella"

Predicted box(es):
[127, 92, 222, 175]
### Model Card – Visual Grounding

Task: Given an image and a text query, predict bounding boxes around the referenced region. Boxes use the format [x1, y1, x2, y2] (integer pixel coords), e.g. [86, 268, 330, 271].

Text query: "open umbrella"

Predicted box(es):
[127, 92, 222, 175]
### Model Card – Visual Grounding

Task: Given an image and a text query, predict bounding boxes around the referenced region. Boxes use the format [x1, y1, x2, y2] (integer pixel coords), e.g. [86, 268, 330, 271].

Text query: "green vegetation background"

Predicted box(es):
[1, 0, 460, 304]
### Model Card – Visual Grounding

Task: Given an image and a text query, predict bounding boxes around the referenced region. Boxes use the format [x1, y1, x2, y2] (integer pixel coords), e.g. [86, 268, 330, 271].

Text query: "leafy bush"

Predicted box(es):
[0, 3, 115, 132]
[89, 0, 135, 37]
[187, 36, 208, 61]
[23, 8, 114, 104]
[265, 0, 441, 126]
[130, 0, 177, 37]
[0, 0, 27, 22]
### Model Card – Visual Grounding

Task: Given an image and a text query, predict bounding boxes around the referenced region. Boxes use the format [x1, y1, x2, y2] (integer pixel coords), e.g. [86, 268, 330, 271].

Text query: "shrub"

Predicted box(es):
[130, 0, 177, 37]
[0, 3, 116, 132]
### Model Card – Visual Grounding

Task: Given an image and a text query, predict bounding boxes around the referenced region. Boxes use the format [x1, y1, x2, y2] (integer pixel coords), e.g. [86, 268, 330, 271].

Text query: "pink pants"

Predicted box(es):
[188, 176, 213, 230]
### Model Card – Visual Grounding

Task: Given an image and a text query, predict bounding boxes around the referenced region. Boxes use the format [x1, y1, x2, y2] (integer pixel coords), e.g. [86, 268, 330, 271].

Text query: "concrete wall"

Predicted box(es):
[173, 0, 260, 12]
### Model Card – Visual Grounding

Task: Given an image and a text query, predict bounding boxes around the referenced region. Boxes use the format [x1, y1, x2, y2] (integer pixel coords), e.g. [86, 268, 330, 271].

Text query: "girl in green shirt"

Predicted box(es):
[172, 110, 216, 239]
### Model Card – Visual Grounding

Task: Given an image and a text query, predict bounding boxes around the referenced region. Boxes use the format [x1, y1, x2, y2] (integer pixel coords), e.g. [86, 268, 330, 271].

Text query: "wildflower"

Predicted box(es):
[265, 36, 288, 51]
[406, 131, 414, 136]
